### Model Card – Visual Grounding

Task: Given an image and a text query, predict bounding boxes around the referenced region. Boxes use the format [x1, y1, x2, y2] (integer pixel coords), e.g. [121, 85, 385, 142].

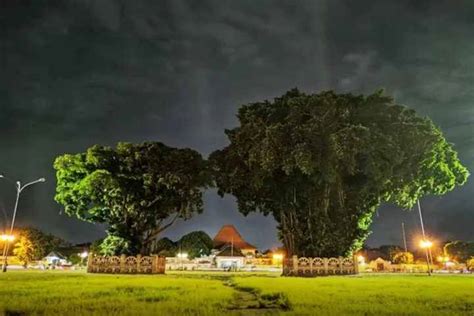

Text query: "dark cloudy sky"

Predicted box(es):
[0, 0, 472, 250]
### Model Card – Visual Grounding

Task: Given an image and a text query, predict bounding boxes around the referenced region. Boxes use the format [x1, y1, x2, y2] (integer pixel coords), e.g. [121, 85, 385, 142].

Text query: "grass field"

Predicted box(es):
[0, 271, 472, 315]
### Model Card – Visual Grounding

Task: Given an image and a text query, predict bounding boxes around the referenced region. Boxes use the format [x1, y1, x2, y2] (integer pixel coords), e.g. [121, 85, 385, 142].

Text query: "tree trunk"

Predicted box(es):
[280, 210, 294, 257]
[307, 203, 315, 249]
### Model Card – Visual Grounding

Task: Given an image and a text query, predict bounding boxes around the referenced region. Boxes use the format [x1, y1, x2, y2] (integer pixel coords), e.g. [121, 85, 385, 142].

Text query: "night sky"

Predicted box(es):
[0, 0, 472, 250]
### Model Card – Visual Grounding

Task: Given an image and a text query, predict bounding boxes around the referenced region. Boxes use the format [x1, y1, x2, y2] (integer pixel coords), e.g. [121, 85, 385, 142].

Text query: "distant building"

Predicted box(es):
[213, 225, 257, 256]
[214, 244, 245, 269]
[369, 257, 392, 272]
[43, 251, 69, 266]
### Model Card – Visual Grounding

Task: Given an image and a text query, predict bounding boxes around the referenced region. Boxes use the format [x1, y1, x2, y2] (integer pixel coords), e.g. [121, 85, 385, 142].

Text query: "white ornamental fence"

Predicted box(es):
[87, 254, 166, 274]
[283, 255, 358, 276]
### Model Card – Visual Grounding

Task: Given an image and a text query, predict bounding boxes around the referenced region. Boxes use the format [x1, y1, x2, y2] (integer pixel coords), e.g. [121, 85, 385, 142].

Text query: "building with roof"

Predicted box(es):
[43, 251, 69, 266]
[214, 244, 245, 269]
[213, 225, 257, 256]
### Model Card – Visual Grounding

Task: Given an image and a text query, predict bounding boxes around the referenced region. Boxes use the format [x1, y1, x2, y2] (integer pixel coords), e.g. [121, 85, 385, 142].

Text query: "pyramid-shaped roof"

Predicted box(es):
[213, 225, 256, 250]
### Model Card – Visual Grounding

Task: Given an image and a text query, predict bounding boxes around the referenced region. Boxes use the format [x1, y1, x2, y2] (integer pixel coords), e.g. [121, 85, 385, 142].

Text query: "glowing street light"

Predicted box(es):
[0, 234, 15, 242]
[419, 240, 433, 249]
[0, 234, 15, 272]
[437, 255, 451, 269]
[419, 239, 433, 276]
[176, 252, 188, 270]
[80, 251, 89, 259]
[272, 254, 283, 261]
[272, 253, 284, 268]
[0, 175, 45, 272]
[79, 251, 89, 266]
[416, 200, 435, 276]
[176, 252, 188, 259]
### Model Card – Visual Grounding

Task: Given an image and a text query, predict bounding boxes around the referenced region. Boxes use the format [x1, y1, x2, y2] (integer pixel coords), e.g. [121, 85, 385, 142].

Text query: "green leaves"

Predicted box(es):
[14, 227, 67, 260]
[54, 142, 210, 255]
[211, 89, 469, 257]
[13, 235, 35, 267]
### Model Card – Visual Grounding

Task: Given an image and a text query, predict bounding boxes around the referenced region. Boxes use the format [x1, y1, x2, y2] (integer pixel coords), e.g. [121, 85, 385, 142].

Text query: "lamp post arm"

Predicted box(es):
[1, 176, 45, 272]
[19, 178, 46, 193]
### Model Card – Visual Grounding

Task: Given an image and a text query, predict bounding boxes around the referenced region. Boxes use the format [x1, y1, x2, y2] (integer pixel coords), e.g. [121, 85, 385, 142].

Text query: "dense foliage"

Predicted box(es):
[210, 89, 469, 257]
[467, 258, 474, 271]
[12, 227, 67, 260]
[54, 142, 210, 254]
[152, 237, 177, 257]
[13, 236, 35, 267]
[443, 241, 474, 263]
[153, 231, 213, 259]
[377, 245, 404, 261]
[392, 251, 414, 264]
[177, 231, 214, 259]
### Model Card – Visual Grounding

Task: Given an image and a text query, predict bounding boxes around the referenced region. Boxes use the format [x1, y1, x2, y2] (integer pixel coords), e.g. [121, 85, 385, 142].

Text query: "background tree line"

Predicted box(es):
[363, 241, 474, 265]
[90, 231, 213, 259]
[4, 227, 68, 267]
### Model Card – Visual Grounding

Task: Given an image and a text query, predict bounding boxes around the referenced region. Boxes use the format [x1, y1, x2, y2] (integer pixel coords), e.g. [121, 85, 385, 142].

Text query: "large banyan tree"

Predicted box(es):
[54, 142, 210, 255]
[210, 89, 469, 258]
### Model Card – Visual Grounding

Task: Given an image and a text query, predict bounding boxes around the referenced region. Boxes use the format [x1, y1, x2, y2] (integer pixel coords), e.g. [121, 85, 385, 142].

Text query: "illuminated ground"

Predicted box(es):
[0, 271, 472, 315]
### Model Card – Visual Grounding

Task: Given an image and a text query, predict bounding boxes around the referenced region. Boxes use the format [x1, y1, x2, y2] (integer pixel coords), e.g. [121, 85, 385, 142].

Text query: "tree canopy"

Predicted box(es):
[13, 227, 67, 259]
[152, 237, 177, 257]
[13, 235, 35, 267]
[444, 241, 474, 263]
[210, 89, 469, 257]
[177, 231, 214, 259]
[392, 251, 414, 264]
[152, 231, 213, 259]
[54, 142, 210, 254]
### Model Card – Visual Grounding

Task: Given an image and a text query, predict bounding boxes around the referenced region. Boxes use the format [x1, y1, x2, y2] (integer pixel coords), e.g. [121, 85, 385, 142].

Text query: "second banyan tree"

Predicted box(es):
[210, 89, 469, 258]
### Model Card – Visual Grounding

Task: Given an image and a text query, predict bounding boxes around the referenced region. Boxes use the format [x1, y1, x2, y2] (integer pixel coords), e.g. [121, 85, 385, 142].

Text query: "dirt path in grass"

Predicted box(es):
[223, 278, 291, 314]
[170, 273, 291, 314]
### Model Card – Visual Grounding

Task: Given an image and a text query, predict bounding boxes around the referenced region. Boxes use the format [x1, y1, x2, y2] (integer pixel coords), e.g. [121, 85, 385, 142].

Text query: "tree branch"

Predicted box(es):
[144, 213, 180, 244]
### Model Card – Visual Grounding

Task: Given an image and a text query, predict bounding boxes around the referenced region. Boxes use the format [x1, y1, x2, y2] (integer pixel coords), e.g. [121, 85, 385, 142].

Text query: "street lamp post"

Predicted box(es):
[417, 200, 434, 275]
[0, 175, 45, 272]
[420, 239, 433, 276]
[0, 234, 15, 270]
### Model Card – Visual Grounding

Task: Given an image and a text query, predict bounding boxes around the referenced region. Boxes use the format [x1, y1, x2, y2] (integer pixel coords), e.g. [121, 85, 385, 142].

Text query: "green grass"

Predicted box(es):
[233, 274, 474, 315]
[0, 271, 233, 316]
[0, 271, 472, 315]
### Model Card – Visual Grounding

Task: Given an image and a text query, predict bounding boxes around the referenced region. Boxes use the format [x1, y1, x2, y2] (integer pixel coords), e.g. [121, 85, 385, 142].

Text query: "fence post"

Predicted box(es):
[309, 257, 313, 275]
[353, 255, 359, 274]
[152, 255, 158, 274]
[323, 258, 328, 274]
[136, 254, 141, 273]
[292, 255, 298, 276]
[86, 254, 93, 273]
[339, 257, 344, 274]
[159, 256, 166, 274]
[120, 254, 126, 273]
